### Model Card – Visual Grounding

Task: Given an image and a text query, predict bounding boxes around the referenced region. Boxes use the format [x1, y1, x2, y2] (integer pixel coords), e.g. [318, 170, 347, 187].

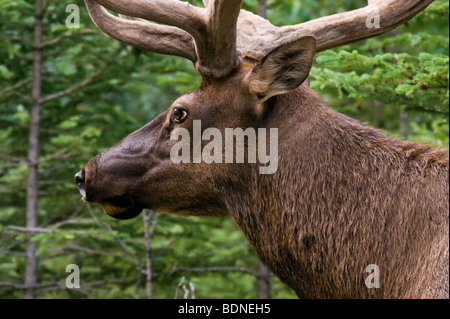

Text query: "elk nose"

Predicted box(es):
[75, 170, 86, 199]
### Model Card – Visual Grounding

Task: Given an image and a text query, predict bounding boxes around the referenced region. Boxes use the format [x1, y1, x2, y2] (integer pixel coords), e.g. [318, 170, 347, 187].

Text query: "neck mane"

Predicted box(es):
[224, 86, 449, 298]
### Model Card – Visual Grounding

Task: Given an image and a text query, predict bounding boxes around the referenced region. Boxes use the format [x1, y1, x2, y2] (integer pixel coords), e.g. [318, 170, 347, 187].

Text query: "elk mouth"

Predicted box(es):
[75, 169, 144, 220]
[99, 195, 144, 220]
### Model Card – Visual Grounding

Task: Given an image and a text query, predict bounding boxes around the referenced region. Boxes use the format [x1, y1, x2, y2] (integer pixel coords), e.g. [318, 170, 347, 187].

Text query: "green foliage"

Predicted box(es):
[0, 0, 448, 299]
[311, 50, 448, 114]
[309, 0, 449, 146]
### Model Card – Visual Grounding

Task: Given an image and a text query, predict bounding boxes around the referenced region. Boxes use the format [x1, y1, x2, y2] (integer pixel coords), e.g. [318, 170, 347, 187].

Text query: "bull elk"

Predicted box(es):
[76, 0, 449, 298]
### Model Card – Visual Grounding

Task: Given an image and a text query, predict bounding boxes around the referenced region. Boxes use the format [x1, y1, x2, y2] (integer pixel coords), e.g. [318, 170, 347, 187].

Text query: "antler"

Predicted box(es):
[85, 0, 434, 78]
[85, 0, 197, 62]
[235, 0, 435, 59]
[198, 0, 242, 77]
[85, 0, 241, 78]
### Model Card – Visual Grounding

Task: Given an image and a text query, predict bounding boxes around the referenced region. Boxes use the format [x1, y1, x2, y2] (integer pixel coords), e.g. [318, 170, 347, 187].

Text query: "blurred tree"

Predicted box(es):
[308, 0, 449, 146]
[0, 0, 145, 297]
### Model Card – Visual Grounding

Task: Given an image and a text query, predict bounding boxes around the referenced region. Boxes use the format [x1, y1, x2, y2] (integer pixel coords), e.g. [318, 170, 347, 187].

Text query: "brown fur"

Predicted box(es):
[79, 59, 449, 298]
[81, 0, 446, 299]
[226, 85, 449, 298]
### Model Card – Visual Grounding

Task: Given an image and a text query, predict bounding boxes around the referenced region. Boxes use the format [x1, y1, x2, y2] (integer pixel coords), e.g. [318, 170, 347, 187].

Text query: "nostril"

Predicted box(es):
[75, 170, 86, 199]
[75, 170, 85, 184]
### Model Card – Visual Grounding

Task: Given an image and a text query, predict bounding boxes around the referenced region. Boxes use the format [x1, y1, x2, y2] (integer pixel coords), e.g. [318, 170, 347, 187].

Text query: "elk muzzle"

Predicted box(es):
[75, 169, 86, 199]
[75, 158, 144, 220]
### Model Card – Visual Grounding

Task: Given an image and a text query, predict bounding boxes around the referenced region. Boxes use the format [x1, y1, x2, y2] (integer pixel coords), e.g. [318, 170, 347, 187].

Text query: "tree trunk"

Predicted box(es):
[24, 0, 43, 299]
[143, 211, 158, 299]
[400, 108, 409, 139]
[258, 0, 267, 18]
[143, 213, 153, 299]
[257, 261, 271, 299]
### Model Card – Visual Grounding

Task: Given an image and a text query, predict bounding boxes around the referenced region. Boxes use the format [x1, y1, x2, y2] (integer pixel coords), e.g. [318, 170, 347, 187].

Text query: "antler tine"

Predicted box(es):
[195, 0, 243, 78]
[85, 0, 197, 62]
[91, 0, 206, 40]
[234, 0, 435, 60]
[87, 0, 242, 78]
[279, 0, 435, 52]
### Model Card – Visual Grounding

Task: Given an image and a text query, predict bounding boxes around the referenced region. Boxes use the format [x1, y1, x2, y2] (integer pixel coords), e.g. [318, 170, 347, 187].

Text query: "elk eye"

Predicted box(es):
[171, 108, 188, 124]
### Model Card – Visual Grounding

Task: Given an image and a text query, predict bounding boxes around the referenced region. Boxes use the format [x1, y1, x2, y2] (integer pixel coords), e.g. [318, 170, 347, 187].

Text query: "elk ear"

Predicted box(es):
[244, 36, 316, 103]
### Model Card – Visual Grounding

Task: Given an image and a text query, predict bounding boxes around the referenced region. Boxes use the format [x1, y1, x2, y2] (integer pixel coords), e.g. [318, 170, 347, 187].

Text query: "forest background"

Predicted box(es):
[0, 0, 448, 299]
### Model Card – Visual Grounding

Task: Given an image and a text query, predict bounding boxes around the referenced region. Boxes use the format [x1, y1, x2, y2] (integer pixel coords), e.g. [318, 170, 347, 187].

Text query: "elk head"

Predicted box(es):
[76, 0, 434, 220]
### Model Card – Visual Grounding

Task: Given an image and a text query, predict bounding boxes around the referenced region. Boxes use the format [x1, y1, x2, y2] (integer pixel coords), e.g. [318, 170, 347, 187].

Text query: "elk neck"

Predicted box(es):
[220, 84, 449, 298]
